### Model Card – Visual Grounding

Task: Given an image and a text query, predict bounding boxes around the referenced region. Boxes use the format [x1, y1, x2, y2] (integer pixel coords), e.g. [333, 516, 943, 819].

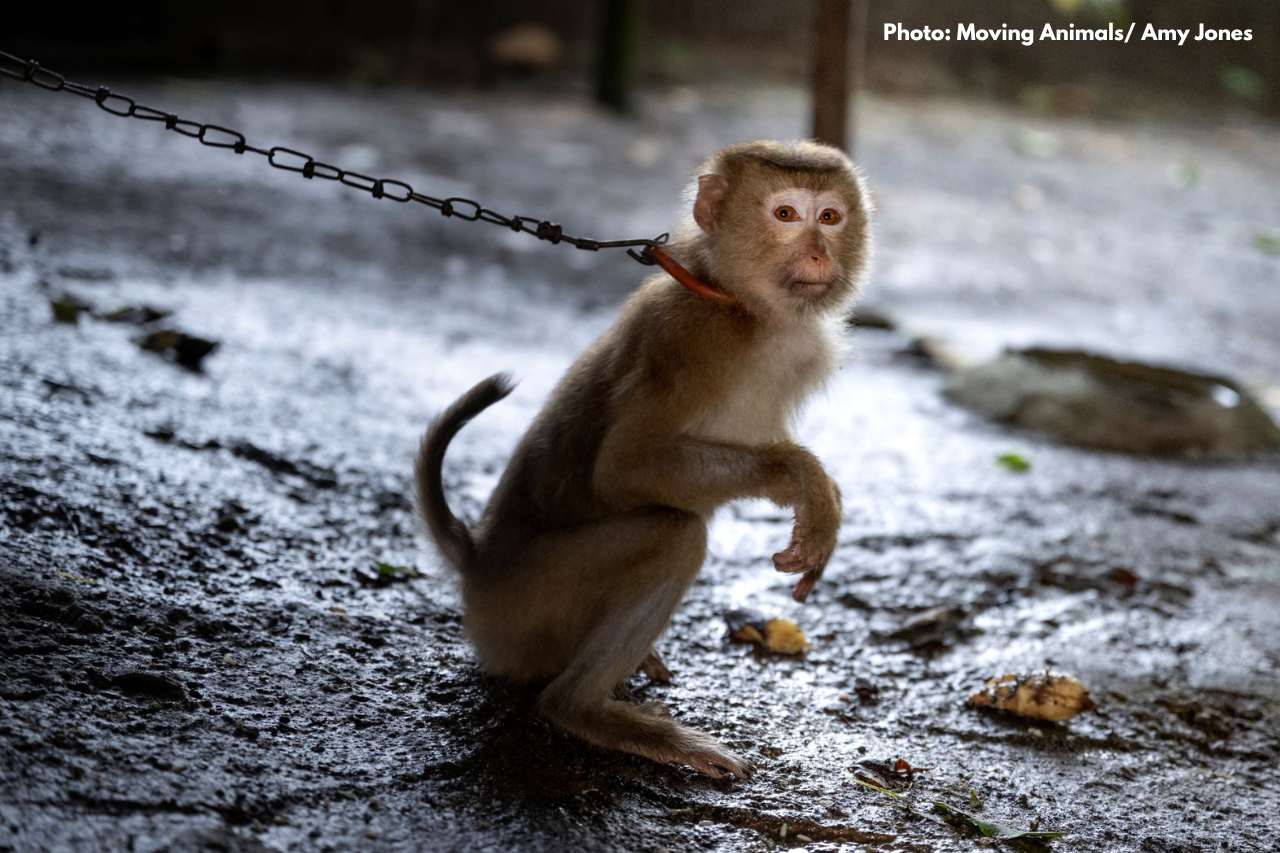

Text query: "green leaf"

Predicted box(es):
[851, 777, 905, 800]
[374, 561, 419, 578]
[997, 452, 1031, 473]
[932, 801, 1065, 841]
[1254, 231, 1280, 256]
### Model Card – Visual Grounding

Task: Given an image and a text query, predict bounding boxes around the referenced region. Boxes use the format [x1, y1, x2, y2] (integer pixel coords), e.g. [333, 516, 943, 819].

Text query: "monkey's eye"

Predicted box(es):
[818, 208, 843, 225]
[772, 205, 799, 222]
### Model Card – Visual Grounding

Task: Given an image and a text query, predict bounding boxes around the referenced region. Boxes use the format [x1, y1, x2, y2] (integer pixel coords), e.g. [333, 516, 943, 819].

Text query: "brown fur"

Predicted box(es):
[416, 140, 872, 779]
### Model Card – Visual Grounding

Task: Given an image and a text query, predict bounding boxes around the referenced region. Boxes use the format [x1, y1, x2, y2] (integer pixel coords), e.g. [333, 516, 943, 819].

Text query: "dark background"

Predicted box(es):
[7, 0, 1278, 113]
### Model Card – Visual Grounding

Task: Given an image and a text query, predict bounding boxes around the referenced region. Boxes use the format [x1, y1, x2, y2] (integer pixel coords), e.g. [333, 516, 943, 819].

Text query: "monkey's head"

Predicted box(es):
[687, 140, 872, 320]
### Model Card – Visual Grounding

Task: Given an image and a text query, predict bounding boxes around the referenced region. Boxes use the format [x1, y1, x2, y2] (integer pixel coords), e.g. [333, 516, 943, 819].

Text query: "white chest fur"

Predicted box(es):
[688, 317, 842, 446]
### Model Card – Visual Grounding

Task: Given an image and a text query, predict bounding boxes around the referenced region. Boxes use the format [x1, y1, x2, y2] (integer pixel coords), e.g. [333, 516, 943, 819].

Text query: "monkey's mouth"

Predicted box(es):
[786, 279, 832, 296]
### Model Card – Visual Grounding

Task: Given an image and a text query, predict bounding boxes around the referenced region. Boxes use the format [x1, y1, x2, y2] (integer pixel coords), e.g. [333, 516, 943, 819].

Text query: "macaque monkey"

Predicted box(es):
[416, 140, 872, 779]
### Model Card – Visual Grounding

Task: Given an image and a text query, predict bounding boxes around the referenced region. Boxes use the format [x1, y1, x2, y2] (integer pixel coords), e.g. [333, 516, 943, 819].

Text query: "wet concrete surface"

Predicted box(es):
[2, 80, 1279, 851]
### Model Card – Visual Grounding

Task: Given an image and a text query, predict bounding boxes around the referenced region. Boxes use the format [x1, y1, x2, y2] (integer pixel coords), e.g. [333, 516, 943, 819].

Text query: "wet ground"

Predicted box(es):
[2, 79, 1279, 852]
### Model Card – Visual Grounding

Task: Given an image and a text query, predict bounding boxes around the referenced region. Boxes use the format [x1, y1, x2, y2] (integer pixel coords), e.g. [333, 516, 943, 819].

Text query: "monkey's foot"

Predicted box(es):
[670, 732, 753, 780]
[636, 700, 672, 718]
[639, 651, 673, 684]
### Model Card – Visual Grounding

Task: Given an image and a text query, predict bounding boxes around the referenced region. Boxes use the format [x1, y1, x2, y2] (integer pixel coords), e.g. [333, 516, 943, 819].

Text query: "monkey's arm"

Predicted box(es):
[595, 408, 841, 601]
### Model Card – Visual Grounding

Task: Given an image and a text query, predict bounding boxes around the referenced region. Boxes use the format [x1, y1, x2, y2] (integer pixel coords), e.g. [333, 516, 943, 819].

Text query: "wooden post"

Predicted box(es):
[595, 0, 636, 113]
[848, 0, 867, 154]
[811, 0, 855, 152]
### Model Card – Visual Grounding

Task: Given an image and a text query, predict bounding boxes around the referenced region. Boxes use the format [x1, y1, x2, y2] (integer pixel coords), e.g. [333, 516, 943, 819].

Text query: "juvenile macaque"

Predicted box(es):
[416, 140, 872, 778]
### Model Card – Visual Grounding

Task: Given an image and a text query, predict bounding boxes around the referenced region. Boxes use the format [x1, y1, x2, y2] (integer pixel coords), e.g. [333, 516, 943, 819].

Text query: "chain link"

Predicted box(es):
[0, 50, 669, 265]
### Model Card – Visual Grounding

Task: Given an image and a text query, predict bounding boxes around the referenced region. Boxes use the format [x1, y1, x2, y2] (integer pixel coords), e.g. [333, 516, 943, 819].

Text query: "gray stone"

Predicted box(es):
[946, 348, 1280, 456]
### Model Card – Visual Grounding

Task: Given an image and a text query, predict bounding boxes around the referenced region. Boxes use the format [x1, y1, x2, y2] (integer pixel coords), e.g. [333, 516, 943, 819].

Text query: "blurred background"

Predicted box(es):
[7, 0, 1278, 114]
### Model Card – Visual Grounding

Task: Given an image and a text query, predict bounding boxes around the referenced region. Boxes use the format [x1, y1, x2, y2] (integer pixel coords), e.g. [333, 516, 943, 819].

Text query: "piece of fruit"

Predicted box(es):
[725, 609, 810, 655]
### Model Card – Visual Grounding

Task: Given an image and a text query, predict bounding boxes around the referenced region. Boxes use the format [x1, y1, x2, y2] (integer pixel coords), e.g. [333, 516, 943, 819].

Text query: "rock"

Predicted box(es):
[109, 670, 189, 703]
[846, 306, 896, 331]
[895, 335, 965, 370]
[969, 671, 1095, 722]
[946, 348, 1280, 457]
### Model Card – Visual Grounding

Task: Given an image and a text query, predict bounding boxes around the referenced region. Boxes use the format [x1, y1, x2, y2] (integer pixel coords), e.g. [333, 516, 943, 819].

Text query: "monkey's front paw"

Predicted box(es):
[771, 521, 836, 576]
[773, 513, 839, 601]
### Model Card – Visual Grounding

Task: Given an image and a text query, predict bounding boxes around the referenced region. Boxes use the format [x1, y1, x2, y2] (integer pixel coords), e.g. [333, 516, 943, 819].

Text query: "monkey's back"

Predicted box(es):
[473, 281, 668, 555]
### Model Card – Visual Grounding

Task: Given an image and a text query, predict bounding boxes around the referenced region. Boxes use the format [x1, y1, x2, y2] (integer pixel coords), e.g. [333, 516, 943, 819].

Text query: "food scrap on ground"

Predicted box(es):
[969, 671, 1095, 722]
[725, 608, 810, 655]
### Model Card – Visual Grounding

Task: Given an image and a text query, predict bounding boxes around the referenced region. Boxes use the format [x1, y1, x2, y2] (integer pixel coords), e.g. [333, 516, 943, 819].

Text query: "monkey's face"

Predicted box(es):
[758, 187, 850, 300]
[694, 160, 870, 321]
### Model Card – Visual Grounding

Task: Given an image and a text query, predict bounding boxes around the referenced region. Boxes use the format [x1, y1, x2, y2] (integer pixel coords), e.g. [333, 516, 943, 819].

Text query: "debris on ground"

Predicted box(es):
[946, 348, 1280, 456]
[135, 328, 220, 371]
[97, 304, 172, 325]
[847, 306, 896, 331]
[884, 605, 971, 650]
[355, 561, 424, 588]
[969, 671, 1095, 722]
[49, 293, 92, 324]
[1253, 230, 1280, 256]
[894, 335, 967, 371]
[855, 757, 931, 791]
[854, 776, 1065, 843]
[725, 608, 810, 655]
[932, 801, 1064, 842]
[996, 452, 1031, 473]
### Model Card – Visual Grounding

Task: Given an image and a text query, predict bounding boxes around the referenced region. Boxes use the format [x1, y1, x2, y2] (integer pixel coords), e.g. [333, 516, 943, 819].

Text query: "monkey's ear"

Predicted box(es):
[693, 174, 729, 233]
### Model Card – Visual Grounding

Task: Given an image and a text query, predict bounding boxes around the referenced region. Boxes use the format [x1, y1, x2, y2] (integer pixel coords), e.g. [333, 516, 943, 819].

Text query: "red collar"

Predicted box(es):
[648, 247, 737, 306]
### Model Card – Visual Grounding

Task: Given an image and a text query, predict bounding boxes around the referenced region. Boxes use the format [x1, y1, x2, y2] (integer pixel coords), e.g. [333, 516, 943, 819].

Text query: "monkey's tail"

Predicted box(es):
[415, 373, 515, 571]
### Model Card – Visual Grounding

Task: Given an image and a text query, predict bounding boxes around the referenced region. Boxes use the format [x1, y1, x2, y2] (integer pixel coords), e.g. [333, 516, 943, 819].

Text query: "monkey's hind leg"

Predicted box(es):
[535, 509, 751, 780]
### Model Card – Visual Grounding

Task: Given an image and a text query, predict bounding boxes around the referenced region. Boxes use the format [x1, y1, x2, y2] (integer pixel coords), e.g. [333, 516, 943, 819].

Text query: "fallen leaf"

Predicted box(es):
[1253, 231, 1280, 256]
[997, 452, 1031, 473]
[356, 561, 422, 587]
[50, 294, 92, 324]
[136, 329, 220, 371]
[932, 801, 1064, 841]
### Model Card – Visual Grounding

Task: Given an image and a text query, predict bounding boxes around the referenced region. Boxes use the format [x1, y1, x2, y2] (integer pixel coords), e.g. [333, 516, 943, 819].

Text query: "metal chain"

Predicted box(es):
[0, 50, 668, 266]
